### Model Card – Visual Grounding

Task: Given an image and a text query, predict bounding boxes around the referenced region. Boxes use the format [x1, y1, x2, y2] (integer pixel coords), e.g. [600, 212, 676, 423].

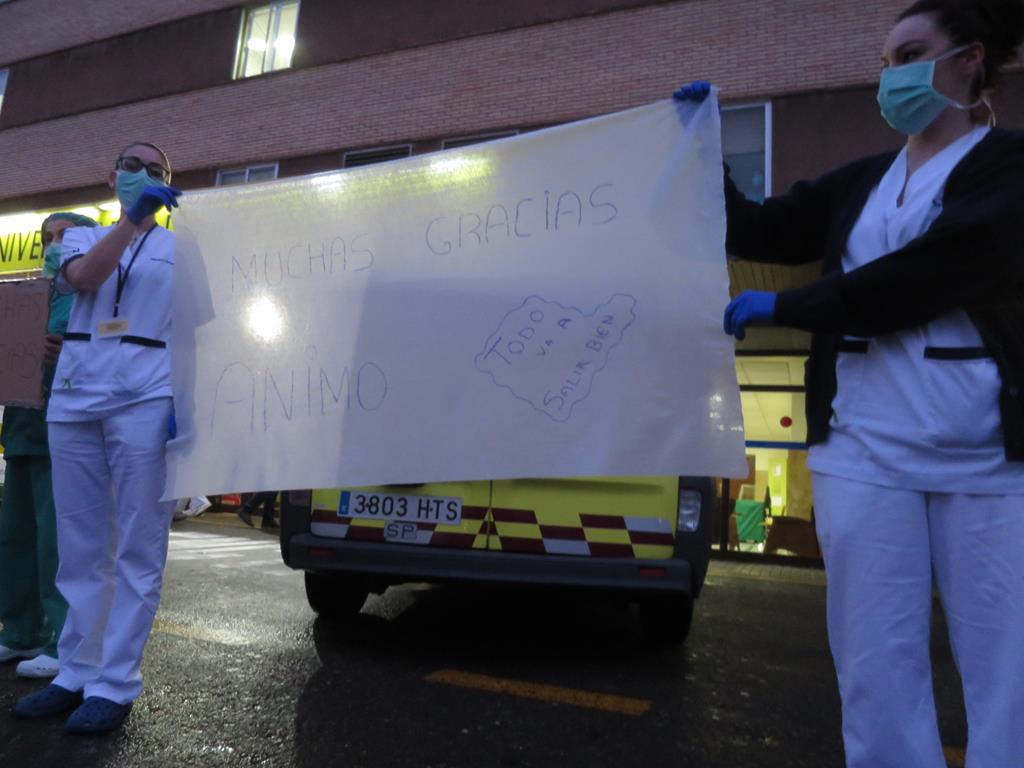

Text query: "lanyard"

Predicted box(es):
[114, 225, 156, 318]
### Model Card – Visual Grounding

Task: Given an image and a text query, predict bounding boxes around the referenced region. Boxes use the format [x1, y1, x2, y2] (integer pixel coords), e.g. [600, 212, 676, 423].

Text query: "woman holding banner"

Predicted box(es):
[13, 142, 181, 733]
[678, 1, 1024, 766]
[0, 212, 97, 680]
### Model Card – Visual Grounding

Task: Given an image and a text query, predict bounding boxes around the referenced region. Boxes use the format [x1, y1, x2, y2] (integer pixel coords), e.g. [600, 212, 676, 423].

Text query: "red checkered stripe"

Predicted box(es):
[488, 508, 674, 558]
[310, 505, 674, 557]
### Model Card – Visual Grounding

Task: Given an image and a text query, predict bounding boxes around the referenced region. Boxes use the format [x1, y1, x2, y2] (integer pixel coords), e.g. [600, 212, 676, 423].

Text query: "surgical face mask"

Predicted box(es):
[115, 168, 164, 211]
[877, 45, 980, 135]
[43, 243, 62, 277]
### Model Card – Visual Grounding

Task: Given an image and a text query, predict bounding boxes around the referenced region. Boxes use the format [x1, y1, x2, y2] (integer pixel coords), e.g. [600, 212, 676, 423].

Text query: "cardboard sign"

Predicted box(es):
[0, 278, 50, 408]
[166, 97, 747, 498]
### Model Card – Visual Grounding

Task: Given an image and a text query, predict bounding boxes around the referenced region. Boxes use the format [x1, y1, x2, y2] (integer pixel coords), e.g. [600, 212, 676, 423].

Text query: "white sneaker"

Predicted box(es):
[183, 496, 213, 518]
[15, 654, 59, 678]
[0, 644, 44, 663]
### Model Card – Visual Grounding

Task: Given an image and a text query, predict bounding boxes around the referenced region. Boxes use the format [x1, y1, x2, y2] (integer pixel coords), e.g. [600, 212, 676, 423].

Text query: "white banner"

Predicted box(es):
[165, 96, 747, 498]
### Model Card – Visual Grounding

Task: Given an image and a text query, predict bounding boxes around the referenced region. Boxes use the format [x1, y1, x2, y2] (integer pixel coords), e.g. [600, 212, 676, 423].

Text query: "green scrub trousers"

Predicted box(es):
[0, 285, 73, 658]
[0, 453, 66, 657]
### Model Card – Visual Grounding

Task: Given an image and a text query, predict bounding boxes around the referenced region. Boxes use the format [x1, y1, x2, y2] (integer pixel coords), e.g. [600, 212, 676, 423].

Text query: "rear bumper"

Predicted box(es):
[288, 534, 693, 595]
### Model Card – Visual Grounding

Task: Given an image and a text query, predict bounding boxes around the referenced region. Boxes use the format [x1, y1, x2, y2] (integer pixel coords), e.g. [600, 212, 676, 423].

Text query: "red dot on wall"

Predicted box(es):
[780, 416, 793, 428]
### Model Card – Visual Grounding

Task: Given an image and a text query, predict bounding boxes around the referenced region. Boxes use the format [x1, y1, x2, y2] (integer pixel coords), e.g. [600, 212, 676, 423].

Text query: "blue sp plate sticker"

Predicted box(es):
[339, 491, 351, 517]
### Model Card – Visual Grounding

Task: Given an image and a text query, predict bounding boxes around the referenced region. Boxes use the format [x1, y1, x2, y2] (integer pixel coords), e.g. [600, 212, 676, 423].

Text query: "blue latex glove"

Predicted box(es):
[672, 80, 712, 102]
[126, 185, 182, 225]
[167, 411, 177, 440]
[724, 291, 777, 340]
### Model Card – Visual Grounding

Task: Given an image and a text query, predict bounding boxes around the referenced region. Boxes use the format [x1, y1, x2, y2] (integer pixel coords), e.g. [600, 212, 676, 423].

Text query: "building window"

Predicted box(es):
[442, 131, 519, 150]
[216, 163, 279, 186]
[234, 1, 300, 79]
[0, 69, 8, 118]
[343, 145, 412, 168]
[722, 103, 771, 203]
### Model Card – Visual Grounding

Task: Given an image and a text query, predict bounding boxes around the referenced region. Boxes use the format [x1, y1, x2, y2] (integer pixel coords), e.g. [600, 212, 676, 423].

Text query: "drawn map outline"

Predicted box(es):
[475, 294, 637, 422]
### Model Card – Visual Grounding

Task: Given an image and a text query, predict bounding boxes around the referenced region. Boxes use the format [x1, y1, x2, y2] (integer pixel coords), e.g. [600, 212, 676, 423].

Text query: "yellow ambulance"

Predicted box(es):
[280, 474, 715, 643]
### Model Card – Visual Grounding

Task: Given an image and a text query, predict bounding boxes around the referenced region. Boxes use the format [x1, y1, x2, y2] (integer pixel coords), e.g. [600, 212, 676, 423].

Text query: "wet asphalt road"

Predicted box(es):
[0, 517, 967, 768]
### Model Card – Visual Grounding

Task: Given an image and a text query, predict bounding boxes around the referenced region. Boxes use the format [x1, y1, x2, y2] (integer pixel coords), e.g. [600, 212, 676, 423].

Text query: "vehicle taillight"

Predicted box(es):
[638, 566, 667, 578]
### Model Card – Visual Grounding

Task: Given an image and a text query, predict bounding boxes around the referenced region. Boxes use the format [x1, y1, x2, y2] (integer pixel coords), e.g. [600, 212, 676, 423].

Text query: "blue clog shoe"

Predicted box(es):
[65, 696, 133, 734]
[12, 684, 83, 718]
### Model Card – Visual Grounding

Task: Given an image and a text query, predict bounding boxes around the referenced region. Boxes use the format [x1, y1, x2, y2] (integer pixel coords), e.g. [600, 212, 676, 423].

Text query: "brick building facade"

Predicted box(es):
[3, 0, 1021, 214]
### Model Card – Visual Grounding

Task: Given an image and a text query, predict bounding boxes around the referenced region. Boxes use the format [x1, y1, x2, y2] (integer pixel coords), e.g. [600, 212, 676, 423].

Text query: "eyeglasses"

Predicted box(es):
[116, 155, 171, 184]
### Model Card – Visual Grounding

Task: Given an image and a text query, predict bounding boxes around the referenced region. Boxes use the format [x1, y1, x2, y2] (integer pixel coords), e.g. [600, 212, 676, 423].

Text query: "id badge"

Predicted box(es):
[97, 318, 130, 338]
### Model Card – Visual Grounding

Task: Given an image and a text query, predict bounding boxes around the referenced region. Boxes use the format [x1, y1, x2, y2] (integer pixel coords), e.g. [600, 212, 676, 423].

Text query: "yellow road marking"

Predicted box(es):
[152, 618, 250, 646]
[425, 669, 651, 716]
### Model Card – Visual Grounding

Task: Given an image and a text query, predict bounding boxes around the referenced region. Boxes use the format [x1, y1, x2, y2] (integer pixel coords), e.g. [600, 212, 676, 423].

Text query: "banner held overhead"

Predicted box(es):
[165, 95, 747, 498]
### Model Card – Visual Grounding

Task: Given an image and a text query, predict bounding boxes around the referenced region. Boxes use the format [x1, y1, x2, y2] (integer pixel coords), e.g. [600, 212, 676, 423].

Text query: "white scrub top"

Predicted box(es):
[808, 126, 1024, 493]
[48, 224, 174, 422]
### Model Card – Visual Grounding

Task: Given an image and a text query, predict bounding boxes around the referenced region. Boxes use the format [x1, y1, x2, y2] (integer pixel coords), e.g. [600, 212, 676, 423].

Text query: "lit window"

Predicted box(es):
[722, 103, 771, 203]
[0, 69, 8, 118]
[234, 2, 300, 79]
[216, 163, 279, 186]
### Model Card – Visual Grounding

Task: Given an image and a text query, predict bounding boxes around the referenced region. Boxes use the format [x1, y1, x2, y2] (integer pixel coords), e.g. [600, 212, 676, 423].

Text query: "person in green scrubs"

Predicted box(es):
[0, 212, 97, 678]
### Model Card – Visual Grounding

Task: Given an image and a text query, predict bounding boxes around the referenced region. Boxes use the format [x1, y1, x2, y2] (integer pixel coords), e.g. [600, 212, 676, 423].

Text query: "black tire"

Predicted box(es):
[640, 593, 694, 645]
[304, 572, 369, 619]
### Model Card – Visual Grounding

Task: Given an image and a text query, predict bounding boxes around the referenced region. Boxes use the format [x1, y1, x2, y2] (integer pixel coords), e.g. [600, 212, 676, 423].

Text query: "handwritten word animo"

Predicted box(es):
[476, 294, 637, 422]
[231, 235, 373, 294]
[425, 183, 618, 255]
[210, 359, 387, 433]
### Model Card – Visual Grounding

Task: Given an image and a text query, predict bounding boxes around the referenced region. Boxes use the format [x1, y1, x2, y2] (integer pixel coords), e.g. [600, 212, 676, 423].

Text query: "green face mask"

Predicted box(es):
[43, 244, 62, 277]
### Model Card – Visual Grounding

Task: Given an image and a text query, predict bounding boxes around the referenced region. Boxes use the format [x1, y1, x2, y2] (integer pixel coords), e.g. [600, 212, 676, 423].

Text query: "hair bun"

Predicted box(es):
[901, 0, 1024, 87]
[975, 0, 1024, 62]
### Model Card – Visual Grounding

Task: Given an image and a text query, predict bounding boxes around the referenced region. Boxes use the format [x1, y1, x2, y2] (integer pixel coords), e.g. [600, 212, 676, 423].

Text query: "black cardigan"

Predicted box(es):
[725, 128, 1024, 461]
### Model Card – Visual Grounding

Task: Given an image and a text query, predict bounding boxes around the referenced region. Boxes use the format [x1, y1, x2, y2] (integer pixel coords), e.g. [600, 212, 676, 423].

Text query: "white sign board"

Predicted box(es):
[165, 97, 747, 498]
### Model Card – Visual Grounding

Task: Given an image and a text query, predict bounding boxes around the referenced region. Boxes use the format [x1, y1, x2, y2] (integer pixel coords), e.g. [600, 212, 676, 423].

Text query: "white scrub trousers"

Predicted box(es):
[49, 397, 175, 705]
[812, 473, 1024, 768]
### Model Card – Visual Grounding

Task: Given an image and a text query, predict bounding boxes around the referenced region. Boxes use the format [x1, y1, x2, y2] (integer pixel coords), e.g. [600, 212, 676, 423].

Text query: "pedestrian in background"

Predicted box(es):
[13, 142, 181, 733]
[0, 212, 97, 680]
[236, 490, 279, 529]
[678, 0, 1024, 765]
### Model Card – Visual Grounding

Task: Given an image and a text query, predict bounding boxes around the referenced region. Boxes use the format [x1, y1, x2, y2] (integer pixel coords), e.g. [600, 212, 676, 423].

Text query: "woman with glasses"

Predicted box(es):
[677, 0, 1024, 766]
[13, 142, 182, 733]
